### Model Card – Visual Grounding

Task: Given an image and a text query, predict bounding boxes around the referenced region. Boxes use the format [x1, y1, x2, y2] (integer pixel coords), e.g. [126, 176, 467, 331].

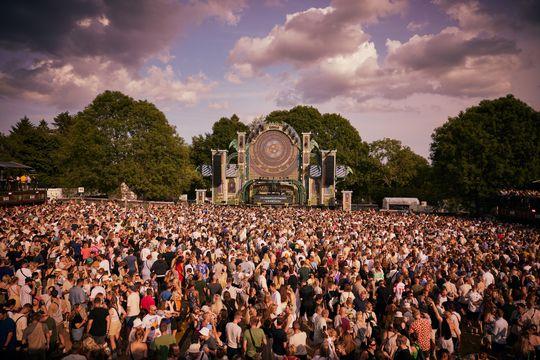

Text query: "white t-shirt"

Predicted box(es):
[15, 268, 32, 286]
[126, 292, 140, 317]
[450, 312, 461, 337]
[225, 322, 242, 349]
[289, 331, 308, 355]
[271, 290, 281, 307]
[313, 316, 327, 345]
[483, 271, 495, 287]
[492, 317, 508, 344]
[20, 284, 33, 306]
[142, 314, 163, 341]
[99, 259, 110, 274]
[140, 247, 151, 261]
[222, 285, 238, 300]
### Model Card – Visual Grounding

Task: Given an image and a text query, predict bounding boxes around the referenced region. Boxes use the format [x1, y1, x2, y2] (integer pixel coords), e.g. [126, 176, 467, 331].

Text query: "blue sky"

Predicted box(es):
[0, 0, 538, 157]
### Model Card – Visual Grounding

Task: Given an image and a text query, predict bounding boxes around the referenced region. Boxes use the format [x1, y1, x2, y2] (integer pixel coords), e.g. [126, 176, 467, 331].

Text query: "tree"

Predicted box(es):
[430, 94, 540, 211]
[368, 138, 431, 202]
[52, 112, 74, 134]
[0, 117, 59, 186]
[190, 114, 248, 167]
[57, 91, 197, 200]
[265, 106, 371, 199]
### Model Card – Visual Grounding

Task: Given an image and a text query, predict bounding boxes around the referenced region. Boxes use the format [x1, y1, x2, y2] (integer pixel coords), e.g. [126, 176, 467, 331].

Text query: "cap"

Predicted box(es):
[133, 318, 143, 328]
[395, 311, 403, 318]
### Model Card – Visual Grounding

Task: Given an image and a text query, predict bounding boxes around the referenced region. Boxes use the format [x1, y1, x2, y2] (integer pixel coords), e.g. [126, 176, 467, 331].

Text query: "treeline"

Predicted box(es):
[1, 91, 539, 210]
[0, 91, 196, 200]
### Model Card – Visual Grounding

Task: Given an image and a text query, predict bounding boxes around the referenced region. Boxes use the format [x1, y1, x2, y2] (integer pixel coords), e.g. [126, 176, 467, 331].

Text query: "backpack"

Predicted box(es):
[27, 323, 47, 350]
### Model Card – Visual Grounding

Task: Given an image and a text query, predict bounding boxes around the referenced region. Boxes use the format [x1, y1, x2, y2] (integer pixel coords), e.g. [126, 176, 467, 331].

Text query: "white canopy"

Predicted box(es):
[382, 197, 420, 210]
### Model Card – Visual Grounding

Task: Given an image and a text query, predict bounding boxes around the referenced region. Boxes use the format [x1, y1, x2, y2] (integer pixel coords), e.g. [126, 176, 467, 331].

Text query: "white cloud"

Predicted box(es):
[406, 21, 427, 32]
[339, 97, 419, 113]
[227, 0, 406, 83]
[0, 57, 215, 109]
[283, 25, 521, 104]
[226, 0, 524, 108]
[191, 0, 247, 26]
[433, 0, 494, 35]
[0, 0, 248, 110]
[77, 18, 92, 28]
[97, 15, 110, 27]
[208, 101, 230, 110]
[76, 15, 110, 29]
[264, 0, 286, 7]
[225, 63, 256, 84]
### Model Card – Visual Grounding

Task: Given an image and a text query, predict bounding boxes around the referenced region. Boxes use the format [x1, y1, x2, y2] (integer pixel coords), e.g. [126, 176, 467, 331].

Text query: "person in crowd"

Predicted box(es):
[243, 316, 266, 360]
[86, 297, 109, 345]
[151, 321, 176, 360]
[22, 312, 50, 360]
[128, 327, 148, 360]
[69, 303, 86, 343]
[0, 307, 16, 355]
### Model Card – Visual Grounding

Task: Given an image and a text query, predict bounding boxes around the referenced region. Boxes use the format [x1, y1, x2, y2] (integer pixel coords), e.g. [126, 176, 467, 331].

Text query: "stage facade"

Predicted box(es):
[200, 122, 350, 206]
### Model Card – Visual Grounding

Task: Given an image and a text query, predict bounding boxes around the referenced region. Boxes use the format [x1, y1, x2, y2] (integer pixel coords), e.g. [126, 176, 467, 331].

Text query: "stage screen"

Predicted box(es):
[249, 130, 299, 179]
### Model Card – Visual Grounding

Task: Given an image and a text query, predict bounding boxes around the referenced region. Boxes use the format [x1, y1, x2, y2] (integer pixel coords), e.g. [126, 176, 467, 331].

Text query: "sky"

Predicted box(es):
[0, 0, 539, 158]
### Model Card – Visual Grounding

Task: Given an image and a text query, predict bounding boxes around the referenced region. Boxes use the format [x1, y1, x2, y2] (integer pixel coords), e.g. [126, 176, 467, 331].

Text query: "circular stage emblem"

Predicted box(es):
[250, 130, 298, 178]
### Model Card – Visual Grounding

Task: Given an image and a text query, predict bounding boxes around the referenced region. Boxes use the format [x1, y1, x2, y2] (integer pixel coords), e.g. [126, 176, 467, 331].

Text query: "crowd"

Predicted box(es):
[1, 174, 33, 192]
[0, 201, 538, 360]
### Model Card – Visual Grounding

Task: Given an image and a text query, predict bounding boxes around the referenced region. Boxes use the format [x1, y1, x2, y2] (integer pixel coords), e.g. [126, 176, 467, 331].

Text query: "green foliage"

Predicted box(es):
[430, 94, 540, 210]
[1, 116, 59, 186]
[52, 112, 75, 134]
[56, 91, 197, 200]
[190, 114, 248, 167]
[368, 138, 431, 202]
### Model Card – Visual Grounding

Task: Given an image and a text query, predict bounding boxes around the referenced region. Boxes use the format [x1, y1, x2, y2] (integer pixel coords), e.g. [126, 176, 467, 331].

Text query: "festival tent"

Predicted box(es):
[382, 197, 420, 210]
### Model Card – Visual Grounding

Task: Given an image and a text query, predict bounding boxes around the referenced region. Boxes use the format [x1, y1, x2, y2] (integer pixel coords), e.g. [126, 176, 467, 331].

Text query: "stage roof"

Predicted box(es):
[0, 161, 33, 170]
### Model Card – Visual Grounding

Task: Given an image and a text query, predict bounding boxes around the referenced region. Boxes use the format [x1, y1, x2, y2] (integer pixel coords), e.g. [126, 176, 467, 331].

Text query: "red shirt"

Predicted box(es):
[140, 295, 155, 312]
[81, 248, 92, 260]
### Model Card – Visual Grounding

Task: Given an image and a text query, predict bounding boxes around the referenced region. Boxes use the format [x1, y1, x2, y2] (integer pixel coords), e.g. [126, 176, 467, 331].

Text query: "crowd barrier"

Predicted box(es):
[56, 197, 177, 207]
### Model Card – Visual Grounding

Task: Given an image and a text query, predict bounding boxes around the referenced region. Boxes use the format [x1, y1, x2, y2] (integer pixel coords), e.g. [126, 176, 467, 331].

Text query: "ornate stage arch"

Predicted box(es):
[201, 122, 350, 206]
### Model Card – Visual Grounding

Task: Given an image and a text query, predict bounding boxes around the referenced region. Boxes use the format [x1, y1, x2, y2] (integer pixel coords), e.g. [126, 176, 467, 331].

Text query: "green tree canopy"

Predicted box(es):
[430, 94, 540, 210]
[190, 114, 248, 167]
[368, 138, 431, 202]
[52, 112, 75, 134]
[0, 116, 59, 186]
[57, 91, 196, 200]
